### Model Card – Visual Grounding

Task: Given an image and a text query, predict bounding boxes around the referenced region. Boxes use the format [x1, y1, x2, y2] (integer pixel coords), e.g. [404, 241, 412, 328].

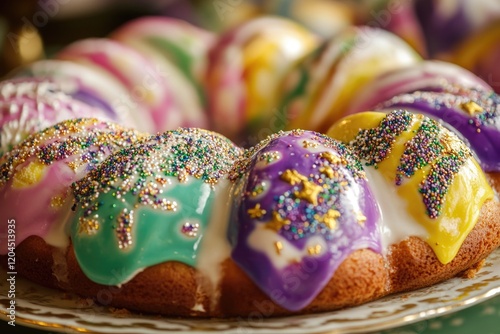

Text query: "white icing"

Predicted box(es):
[247, 224, 327, 270]
[196, 183, 211, 215]
[195, 179, 233, 307]
[363, 166, 428, 253]
[191, 303, 206, 313]
[43, 194, 74, 249]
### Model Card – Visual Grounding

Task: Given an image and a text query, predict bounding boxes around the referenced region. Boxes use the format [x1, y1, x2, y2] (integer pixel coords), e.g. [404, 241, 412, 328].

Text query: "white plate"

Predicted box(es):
[2, 248, 500, 334]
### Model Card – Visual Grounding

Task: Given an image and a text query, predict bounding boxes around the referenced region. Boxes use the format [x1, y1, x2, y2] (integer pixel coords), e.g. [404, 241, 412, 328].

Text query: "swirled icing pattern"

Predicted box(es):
[328, 110, 493, 264]
[0, 79, 113, 157]
[0, 118, 144, 254]
[378, 88, 500, 172]
[14, 60, 142, 130]
[347, 60, 492, 115]
[229, 130, 381, 311]
[71, 128, 243, 285]
[57, 38, 208, 133]
[280, 26, 421, 133]
[206, 17, 318, 143]
[110, 17, 216, 107]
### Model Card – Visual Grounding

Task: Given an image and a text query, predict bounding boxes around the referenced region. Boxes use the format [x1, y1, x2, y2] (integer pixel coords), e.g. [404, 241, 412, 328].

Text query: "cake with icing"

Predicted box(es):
[0, 79, 114, 157]
[1, 15, 500, 319]
[0, 118, 145, 287]
[206, 16, 319, 145]
[376, 85, 500, 177]
[3, 112, 499, 317]
[13, 60, 145, 131]
[280, 26, 422, 133]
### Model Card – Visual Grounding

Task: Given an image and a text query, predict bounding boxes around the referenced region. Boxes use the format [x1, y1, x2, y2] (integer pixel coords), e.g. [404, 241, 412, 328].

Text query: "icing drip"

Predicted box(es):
[229, 130, 381, 311]
[346, 110, 472, 219]
[0, 118, 144, 255]
[327, 111, 493, 264]
[71, 128, 242, 286]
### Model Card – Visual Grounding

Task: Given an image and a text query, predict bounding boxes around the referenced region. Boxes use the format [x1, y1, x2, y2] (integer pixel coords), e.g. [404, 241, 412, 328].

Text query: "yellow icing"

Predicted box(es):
[12, 161, 47, 189]
[327, 112, 493, 264]
[452, 23, 500, 70]
[286, 32, 421, 132]
[242, 28, 317, 122]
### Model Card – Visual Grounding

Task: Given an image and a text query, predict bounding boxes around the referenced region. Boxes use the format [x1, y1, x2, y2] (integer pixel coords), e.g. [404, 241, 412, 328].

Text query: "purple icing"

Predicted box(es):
[414, 0, 500, 56]
[229, 130, 381, 311]
[347, 61, 491, 115]
[9, 75, 118, 120]
[415, 0, 470, 55]
[67, 87, 116, 119]
[378, 89, 500, 172]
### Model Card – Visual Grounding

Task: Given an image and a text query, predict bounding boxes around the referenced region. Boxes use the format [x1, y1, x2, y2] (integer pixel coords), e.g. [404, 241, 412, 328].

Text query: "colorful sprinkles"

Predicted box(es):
[380, 88, 500, 132]
[420, 155, 466, 219]
[72, 128, 243, 248]
[347, 110, 472, 219]
[349, 110, 412, 168]
[0, 118, 144, 187]
[117, 209, 134, 249]
[396, 117, 443, 185]
[181, 221, 200, 238]
[230, 129, 364, 181]
[237, 131, 368, 242]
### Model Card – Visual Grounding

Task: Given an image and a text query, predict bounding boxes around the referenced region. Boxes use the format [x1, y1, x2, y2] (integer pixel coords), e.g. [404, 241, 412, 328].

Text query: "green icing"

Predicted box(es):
[145, 36, 207, 105]
[279, 65, 310, 130]
[71, 178, 214, 286]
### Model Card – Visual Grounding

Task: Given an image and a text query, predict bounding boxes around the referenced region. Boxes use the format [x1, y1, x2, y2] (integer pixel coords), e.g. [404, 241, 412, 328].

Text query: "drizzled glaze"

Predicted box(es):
[0, 118, 144, 254]
[70, 128, 242, 286]
[328, 110, 493, 264]
[229, 130, 381, 311]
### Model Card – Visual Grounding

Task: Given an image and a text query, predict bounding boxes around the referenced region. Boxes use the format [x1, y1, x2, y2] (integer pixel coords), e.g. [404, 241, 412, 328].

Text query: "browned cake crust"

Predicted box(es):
[2, 199, 500, 318]
[487, 172, 500, 194]
[387, 200, 500, 293]
[1, 236, 61, 290]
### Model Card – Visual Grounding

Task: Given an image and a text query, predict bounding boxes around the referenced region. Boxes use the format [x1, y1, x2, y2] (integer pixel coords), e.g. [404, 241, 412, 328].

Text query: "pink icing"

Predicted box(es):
[57, 39, 181, 132]
[0, 162, 74, 254]
[0, 79, 111, 155]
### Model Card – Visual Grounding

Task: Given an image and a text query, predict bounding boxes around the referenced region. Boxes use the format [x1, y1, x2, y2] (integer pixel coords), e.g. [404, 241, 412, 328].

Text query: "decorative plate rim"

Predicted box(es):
[2, 248, 500, 334]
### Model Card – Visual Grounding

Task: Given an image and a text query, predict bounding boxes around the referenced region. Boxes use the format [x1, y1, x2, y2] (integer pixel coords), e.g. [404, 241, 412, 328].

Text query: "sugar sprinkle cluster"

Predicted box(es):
[396, 117, 442, 185]
[230, 129, 365, 181]
[348, 110, 472, 219]
[381, 88, 500, 132]
[0, 118, 143, 187]
[73, 128, 243, 217]
[242, 131, 367, 243]
[350, 109, 412, 168]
